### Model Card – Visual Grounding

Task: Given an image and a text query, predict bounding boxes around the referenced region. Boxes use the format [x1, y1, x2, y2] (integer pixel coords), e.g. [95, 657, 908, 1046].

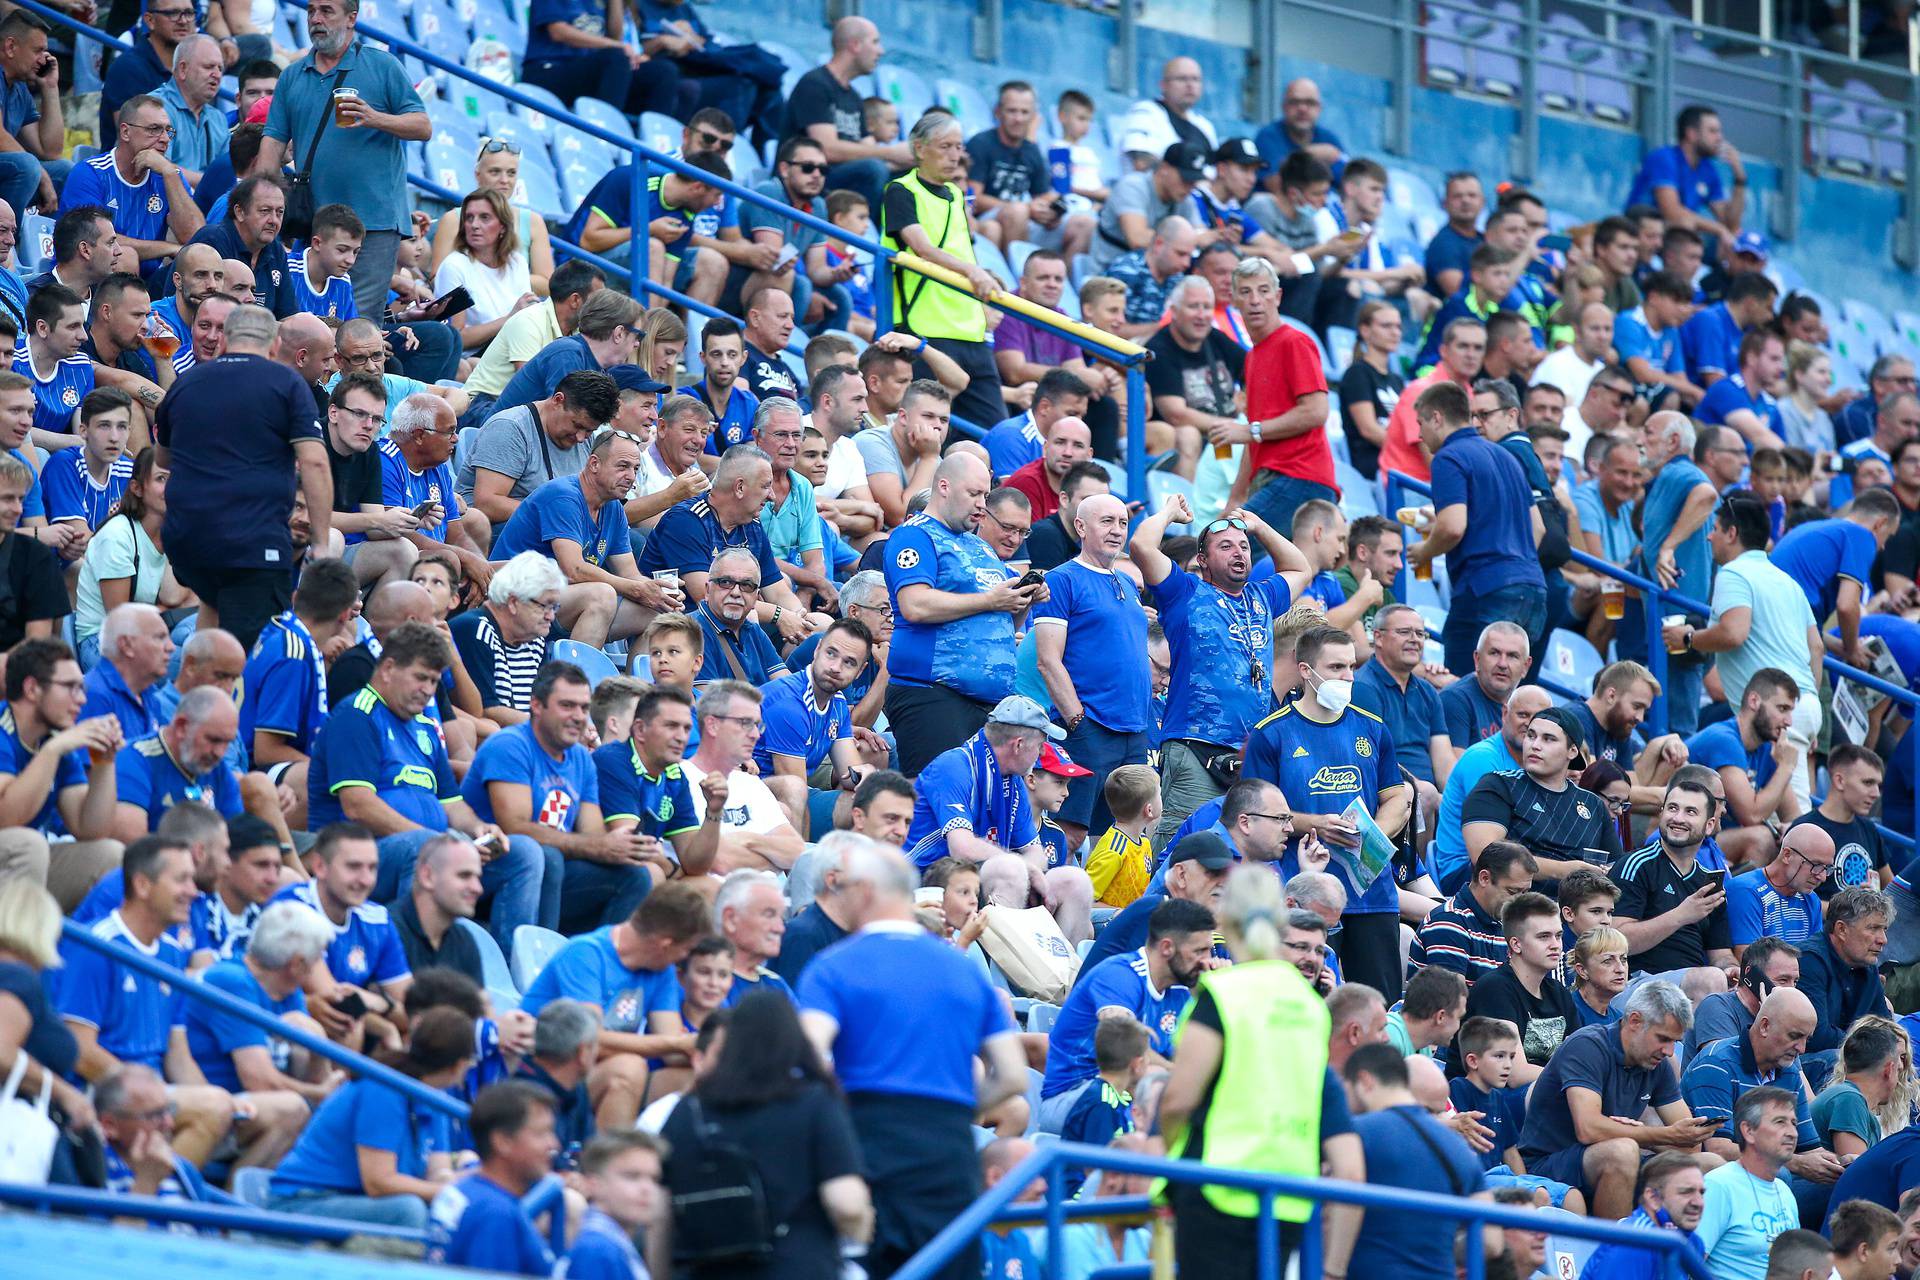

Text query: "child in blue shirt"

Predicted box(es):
[1451, 1015, 1583, 1211]
[824, 191, 876, 339]
[565, 1130, 671, 1280]
[1027, 743, 1088, 870]
[1058, 1016, 1145, 1197]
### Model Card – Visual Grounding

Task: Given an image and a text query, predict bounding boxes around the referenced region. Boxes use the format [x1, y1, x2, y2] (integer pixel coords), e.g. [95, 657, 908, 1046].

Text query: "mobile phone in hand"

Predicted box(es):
[1700, 868, 1726, 892]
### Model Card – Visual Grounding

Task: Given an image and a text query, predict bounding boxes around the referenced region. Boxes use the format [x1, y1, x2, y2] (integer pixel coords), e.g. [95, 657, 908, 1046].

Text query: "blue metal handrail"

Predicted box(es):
[59, 918, 467, 1121]
[0, 1178, 429, 1243]
[899, 1141, 1716, 1280]
[1384, 467, 1920, 852]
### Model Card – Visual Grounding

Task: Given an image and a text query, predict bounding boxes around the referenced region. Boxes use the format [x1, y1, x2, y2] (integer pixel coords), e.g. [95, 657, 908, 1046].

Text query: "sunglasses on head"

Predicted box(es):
[477, 136, 522, 157]
[1201, 517, 1248, 538]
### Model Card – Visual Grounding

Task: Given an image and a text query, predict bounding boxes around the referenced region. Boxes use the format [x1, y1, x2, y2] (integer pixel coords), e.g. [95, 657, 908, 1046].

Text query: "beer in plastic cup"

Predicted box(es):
[332, 87, 361, 126]
[1601, 578, 1626, 620]
[1664, 614, 1688, 654]
[1415, 559, 1433, 581]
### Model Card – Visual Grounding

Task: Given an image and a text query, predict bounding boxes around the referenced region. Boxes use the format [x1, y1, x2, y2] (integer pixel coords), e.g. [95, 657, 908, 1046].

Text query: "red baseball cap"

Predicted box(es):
[1037, 744, 1093, 778]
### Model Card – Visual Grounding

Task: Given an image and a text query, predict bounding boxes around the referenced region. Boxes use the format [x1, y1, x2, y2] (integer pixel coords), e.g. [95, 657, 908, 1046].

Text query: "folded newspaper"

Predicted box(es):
[1324, 797, 1399, 894]
[1832, 635, 1908, 747]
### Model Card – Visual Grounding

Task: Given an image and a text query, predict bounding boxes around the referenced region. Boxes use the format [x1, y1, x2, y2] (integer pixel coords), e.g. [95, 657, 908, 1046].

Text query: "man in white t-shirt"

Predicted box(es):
[681, 679, 805, 873]
[1534, 302, 1614, 409]
[625, 393, 713, 533]
[1697, 1085, 1801, 1280]
[807, 364, 873, 502]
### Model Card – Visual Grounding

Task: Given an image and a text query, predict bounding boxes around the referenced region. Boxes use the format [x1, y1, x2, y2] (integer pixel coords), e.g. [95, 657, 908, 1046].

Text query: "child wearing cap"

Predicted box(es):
[1029, 743, 1091, 870]
[1084, 765, 1162, 908]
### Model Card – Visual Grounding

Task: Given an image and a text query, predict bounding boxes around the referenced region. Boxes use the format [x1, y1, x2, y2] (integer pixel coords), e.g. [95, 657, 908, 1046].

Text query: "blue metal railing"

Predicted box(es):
[0, 1179, 432, 1243]
[1385, 467, 1920, 853]
[897, 1141, 1716, 1280]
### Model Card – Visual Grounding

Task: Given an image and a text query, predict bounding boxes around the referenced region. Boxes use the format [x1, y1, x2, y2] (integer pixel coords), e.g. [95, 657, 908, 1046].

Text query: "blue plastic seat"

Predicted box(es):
[552, 638, 620, 687]
[456, 918, 520, 1011]
[1027, 1002, 1062, 1035]
[230, 1166, 273, 1208]
[1542, 627, 1604, 697]
[511, 924, 568, 991]
[573, 96, 636, 143]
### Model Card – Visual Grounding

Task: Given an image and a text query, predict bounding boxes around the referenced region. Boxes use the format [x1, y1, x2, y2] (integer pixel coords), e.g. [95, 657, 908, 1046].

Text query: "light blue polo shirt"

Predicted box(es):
[1709, 549, 1817, 708]
[262, 39, 424, 232]
[760, 469, 823, 564]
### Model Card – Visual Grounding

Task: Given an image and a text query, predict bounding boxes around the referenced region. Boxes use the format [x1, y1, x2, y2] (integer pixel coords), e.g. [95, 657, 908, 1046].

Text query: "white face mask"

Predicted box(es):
[1311, 670, 1353, 716]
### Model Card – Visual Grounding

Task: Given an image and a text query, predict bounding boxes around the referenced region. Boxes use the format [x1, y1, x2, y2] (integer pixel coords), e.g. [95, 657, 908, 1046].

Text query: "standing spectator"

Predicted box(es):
[797, 839, 1024, 1280]
[1378, 317, 1483, 487]
[1611, 774, 1734, 974]
[735, 289, 801, 404]
[1119, 57, 1217, 162]
[1131, 496, 1306, 839]
[1254, 77, 1346, 175]
[1160, 866, 1363, 1279]
[1696, 1087, 1799, 1280]
[0, 13, 66, 219]
[565, 1131, 671, 1280]
[1637, 412, 1717, 734]
[157, 35, 226, 187]
[663, 990, 872, 1279]
[781, 17, 912, 213]
[1339, 300, 1405, 479]
[1577, 1152, 1708, 1280]
[1406, 381, 1546, 673]
[969, 80, 1090, 258]
[1343, 1043, 1488, 1280]
[881, 112, 1008, 430]
[1799, 887, 1895, 1053]
[1516, 980, 1715, 1219]
[1576, 435, 1646, 570]
[518, 0, 678, 115]
[1245, 624, 1411, 996]
[254, 0, 430, 318]
[1424, 172, 1485, 298]
[156, 304, 330, 653]
[428, 1082, 557, 1275]
[1626, 106, 1747, 259]
[882, 452, 1040, 773]
[1221, 257, 1334, 535]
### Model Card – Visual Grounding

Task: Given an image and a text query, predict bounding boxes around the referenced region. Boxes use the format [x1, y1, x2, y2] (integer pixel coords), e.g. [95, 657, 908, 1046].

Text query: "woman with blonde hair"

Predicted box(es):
[1814, 1015, 1916, 1156]
[430, 138, 555, 292]
[0, 876, 98, 1136]
[435, 187, 539, 351]
[635, 309, 687, 386]
[1778, 340, 1836, 455]
[1158, 865, 1362, 1280]
[1568, 926, 1630, 1027]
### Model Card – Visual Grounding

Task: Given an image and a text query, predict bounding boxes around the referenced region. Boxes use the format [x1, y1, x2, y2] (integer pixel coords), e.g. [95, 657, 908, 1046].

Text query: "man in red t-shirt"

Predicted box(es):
[1378, 317, 1485, 486]
[1216, 259, 1334, 539]
[1004, 415, 1093, 522]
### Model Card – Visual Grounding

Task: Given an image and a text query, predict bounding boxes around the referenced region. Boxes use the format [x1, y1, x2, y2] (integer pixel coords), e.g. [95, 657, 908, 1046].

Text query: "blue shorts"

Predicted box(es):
[1057, 718, 1149, 832]
[1482, 1165, 1578, 1208]
[1522, 1144, 1593, 1197]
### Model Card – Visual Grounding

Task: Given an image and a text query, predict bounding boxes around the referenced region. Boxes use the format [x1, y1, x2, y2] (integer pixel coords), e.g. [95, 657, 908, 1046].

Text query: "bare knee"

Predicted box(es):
[1046, 866, 1093, 910]
[1587, 1137, 1639, 1179]
[979, 854, 1030, 908]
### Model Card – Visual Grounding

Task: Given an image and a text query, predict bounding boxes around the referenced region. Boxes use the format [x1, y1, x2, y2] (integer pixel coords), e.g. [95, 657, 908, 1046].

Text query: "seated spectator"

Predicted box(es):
[1516, 979, 1716, 1219]
[1569, 926, 1631, 1027]
[729, 141, 848, 335]
[681, 679, 806, 872]
[1697, 1086, 1800, 1280]
[1813, 1015, 1909, 1157]
[81, 602, 172, 741]
[1799, 887, 1895, 1053]
[1680, 273, 1776, 389]
[390, 834, 486, 987]
[1082, 765, 1161, 908]
[572, 155, 730, 309]
[685, 547, 788, 685]
[17, 284, 95, 447]
[1038, 897, 1213, 1131]
[0, 450, 69, 650]
[1421, 171, 1485, 298]
[42, 387, 133, 536]
[1576, 1151, 1708, 1280]
[1829, 1203, 1905, 1280]
[713, 868, 793, 1006]
[508, 997, 602, 1174]
[435, 189, 538, 354]
[111, 685, 244, 840]
[992, 252, 1085, 397]
[1353, 604, 1449, 781]
[1461, 890, 1581, 1083]
[1627, 106, 1745, 260]
[1680, 986, 1827, 1169]
[1726, 823, 1834, 954]
[1618, 272, 1706, 410]
[1107, 215, 1197, 341]
[1682, 667, 1805, 866]
[519, 882, 711, 1130]
[428, 1081, 558, 1275]
[1058, 1017, 1148, 1197]
[459, 260, 603, 430]
[267, 1005, 472, 1229]
[1612, 773, 1734, 975]
[594, 683, 727, 883]
[372, 395, 494, 595]
[1462, 705, 1619, 882]
[427, 139, 556, 302]
[1004, 414, 1094, 525]
[1437, 621, 1527, 761]
[451, 551, 563, 726]
[1685, 935, 1801, 1059]
[463, 372, 620, 535]
[1091, 141, 1205, 272]
[1411, 839, 1537, 982]
[95, 1063, 232, 1206]
[734, 289, 804, 404]
[983, 367, 1091, 483]
[269, 824, 416, 1042]
[183, 900, 340, 1117]
[237, 557, 357, 825]
[0, 882, 86, 1128]
[63, 95, 202, 282]
[1532, 300, 1612, 407]
[1451, 1015, 1585, 1210]
[493, 290, 644, 418]
[1388, 965, 1467, 1058]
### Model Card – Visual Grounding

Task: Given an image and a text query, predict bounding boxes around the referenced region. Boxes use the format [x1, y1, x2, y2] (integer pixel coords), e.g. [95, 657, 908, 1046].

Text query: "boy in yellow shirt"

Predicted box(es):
[1084, 765, 1161, 908]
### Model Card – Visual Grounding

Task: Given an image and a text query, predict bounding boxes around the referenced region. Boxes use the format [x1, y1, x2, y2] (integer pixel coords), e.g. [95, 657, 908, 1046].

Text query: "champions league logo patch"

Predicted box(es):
[895, 547, 920, 569]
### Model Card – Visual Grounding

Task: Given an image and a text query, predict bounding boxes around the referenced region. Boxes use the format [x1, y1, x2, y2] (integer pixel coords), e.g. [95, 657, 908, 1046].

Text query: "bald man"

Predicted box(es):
[326, 579, 485, 767]
[1119, 56, 1216, 166]
[884, 450, 1046, 773]
[275, 311, 336, 413]
[1726, 823, 1836, 958]
[1033, 491, 1151, 847]
[786, 16, 915, 212]
[1255, 78, 1347, 174]
[1681, 986, 1844, 1183]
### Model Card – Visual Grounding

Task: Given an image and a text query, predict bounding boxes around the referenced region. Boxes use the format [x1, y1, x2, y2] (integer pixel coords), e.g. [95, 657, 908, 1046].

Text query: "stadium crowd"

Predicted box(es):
[4, 0, 1920, 1278]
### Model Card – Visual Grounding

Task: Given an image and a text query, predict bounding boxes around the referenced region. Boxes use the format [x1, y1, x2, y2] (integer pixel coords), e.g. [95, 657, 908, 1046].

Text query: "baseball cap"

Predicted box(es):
[1166, 831, 1235, 871]
[607, 365, 671, 393]
[1732, 230, 1769, 262]
[1214, 137, 1261, 169]
[1162, 141, 1210, 183]
[1528, 705, 1588, 753]
[988, 694, 1066, 742]
[1036, 743, 1093, 777]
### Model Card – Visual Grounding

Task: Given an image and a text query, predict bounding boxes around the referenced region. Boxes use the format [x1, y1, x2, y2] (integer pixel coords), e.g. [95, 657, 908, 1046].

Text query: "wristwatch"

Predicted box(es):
[1249, 419, 1264, 443]
[1682, 626, 1695, 652]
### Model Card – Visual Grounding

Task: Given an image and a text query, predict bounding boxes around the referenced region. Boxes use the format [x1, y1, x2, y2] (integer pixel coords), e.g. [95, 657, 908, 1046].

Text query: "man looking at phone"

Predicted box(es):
[458, 369, 620, 528]
[1610, 774, 1736, 975]
[380, 394, 495, 596]
[327, 373, 421, 591]
[0, 11, 67, 218]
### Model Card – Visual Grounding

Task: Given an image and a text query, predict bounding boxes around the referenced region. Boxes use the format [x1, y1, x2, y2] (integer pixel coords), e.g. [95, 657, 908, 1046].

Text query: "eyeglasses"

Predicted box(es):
[336, 404, 386, 430]
[1470, 408, 1516, 423]
[46, 677, 85, 693]
[1782, 845, 1836, 875]
[1604, 796, 1632, 813]
[1246, 811, 1293, 824]
[340, 350, 384, 369]
[709, 575, 760, 594]
[1596, 385, 1634, 404]
[980, 508, 1030, 538]
[709, 713, 763, 731]
[1201, 517, 1248, 538]
[145, 6, 195, 18]
[112, 1103, 176, 1123]
[787, 161, 827, 175]
[129, 120, 176, 136]
[849, 600, 894, 622]
[520, 597, 561, 616]
[476, 136, 521, 156]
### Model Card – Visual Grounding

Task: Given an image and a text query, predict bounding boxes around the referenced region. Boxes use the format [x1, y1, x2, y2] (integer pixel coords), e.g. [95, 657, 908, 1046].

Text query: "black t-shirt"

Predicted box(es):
[1461, 963, 1580, 1067]
[881, 178, 960, 242]
[0, 959, 76, 1077]
[741, 341, 801, 403]
[324, 428, 382, 513]
[1145, 327, 1245, 420]
[1023, 514, 1076, 572]
[1566, 699, 1645, 770]
[768, 901, 848, 984]
[0, 533, 69, 650]
[965, 129, 1050, 202]
[1461, 771, 1622, 868]
[1337, 360, 1403, 480]
[660, 1082, 865, 1280]
[783, 66, 864, 144]
[1881, 521, 1920, 590]
[1790, 808, 1888, 899]
[1610, 841, 1733, 972]
[81, 333, 157, 383]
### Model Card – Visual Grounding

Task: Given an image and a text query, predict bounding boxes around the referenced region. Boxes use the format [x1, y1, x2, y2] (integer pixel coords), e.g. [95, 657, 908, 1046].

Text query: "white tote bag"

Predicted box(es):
[0, 1049, 58, 1185]
[979, 904, 1080, 1004]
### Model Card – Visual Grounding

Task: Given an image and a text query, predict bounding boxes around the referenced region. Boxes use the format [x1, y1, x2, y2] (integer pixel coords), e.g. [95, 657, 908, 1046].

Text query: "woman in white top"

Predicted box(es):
[1778, 339, 1836, 456]
[435, 189, 540, 352]
[74, 447, 193, 669]
[431, 139, 555, 295]
[636, 309, 686, 387]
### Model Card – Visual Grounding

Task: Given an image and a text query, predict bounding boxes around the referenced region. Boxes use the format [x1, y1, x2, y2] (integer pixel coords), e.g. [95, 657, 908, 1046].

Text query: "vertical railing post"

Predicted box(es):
[1779, 47, 1804, 244]
[1110, 0, 1138, 97]
[1300, 1202, 1325, 1280]
[973, 0, 1002, 66]
[1256, 1190, 1278, 1280]
[875, 255, 894, 336]
[1517, 0, 1540, 181]
[1249, 0, 1278, 126]
[1466, 1206, 1487, 1280]
[1127, 366, 1147, 504]
[1645, 18, 1672, 153]
[1903, 73, 1920, 270]
[628, 153, 648, 301]
[1044, 1162, 1067, 1280]
[1394, 0, 1417, 153]
[1644, 576, 1671, 738]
